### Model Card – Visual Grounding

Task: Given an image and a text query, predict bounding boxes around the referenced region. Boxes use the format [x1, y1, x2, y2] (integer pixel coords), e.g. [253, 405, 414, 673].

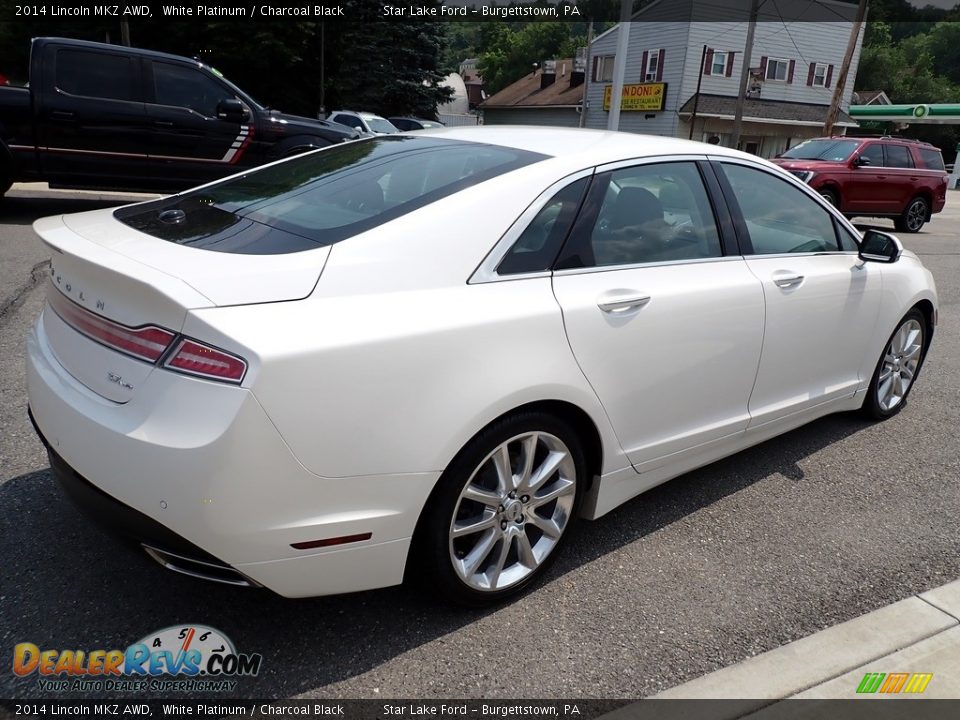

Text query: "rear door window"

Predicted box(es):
[884, 144, 914, 168]
[56, 49, 139, 102]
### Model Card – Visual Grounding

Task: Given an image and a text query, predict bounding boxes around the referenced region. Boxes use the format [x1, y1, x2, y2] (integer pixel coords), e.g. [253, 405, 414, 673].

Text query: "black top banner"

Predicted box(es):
[0, 0, 949, 24]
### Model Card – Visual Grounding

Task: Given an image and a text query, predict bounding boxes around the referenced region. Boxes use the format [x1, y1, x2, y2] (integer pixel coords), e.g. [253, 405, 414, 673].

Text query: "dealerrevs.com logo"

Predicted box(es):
[12, 625, 262, 693]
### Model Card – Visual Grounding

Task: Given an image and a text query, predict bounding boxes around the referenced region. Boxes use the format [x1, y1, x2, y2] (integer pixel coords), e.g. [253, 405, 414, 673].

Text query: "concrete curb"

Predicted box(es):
[642, 579, 960, 716]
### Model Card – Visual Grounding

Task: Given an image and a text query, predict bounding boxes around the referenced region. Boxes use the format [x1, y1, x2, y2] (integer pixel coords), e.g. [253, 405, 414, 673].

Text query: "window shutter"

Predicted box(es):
[807, 63, 815, 86]
[788, 59, 796, 83]
[704, 48, 714, 75]
[656, 49, 665, 81]
[725, 52, 734, 77]
[760, 56, 768, 77]
[592, 56, 599, 82]
[825, 64, 834, 88]
[641, 51, 649, 80]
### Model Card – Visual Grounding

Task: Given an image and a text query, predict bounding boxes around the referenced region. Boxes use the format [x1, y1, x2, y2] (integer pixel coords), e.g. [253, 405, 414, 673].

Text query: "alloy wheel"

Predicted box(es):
[905, 199, 927, 232]
[877, 318, 924, 412]
[448, 431, 576, 592]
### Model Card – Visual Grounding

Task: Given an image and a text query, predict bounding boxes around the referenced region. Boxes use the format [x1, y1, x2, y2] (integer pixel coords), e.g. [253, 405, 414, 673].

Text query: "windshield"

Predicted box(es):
[780, 139, 860, 161]
[367, 118, 399, 134]
[115, 136, 546, 254]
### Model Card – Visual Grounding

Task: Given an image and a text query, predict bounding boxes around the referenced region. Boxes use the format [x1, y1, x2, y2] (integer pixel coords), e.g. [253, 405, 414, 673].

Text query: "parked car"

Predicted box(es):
[27, 128, 937, 605]
[327, 110, 399, 135]
[0, 37, 358, 198]
[772, 136, 948, 232]
[389, 116, 445, 131]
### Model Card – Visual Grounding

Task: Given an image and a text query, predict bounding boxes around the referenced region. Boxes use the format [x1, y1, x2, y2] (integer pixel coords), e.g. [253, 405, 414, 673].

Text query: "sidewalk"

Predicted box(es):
[632, 578, 960, 715]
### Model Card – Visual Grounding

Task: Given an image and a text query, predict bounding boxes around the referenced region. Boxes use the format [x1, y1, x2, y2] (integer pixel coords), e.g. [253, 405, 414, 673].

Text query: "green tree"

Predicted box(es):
[478, 22, 586, 95]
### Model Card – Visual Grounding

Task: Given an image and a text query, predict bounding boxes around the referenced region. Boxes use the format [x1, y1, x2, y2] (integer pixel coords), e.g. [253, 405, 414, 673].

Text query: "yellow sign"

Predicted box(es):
[603, 82, 667, 112]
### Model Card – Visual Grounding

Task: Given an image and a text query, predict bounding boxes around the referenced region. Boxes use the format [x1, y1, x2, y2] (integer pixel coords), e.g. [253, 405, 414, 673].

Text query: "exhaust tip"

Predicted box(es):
[142, 545, 260, 588]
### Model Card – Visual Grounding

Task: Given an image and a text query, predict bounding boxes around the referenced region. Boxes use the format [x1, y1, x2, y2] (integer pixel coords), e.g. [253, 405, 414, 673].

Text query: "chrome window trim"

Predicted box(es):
[553, 254, 743, 277]
[469, 167, 596, 285]
[707, 154, 866, 248]
[595, 153, 710, 174]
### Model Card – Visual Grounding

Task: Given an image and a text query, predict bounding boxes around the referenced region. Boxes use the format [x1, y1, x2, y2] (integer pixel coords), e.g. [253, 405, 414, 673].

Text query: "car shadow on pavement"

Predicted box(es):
[0, 411, 873, 700]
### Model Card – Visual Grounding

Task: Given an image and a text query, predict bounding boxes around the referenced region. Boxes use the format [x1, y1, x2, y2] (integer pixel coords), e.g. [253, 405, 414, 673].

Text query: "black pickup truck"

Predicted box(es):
[0, 37, 358, 198]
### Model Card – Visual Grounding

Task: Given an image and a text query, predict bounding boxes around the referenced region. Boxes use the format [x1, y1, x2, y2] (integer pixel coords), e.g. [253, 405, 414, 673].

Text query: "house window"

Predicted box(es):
[645, 49, 661, 81]
[711, 51, 728, 76]
[813, 63, 828, 87]
[766, 58, 790, 81]
[595, 56, 615, 82]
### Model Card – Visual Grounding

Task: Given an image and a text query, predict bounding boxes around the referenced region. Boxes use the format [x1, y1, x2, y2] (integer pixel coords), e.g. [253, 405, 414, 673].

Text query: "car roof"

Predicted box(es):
[409, 126, 756, 165]
[821, 135, 939, 149]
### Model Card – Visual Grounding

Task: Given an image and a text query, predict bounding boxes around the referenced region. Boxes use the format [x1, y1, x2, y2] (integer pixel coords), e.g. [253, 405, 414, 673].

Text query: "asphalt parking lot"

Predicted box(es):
[1, 185, 959, 701]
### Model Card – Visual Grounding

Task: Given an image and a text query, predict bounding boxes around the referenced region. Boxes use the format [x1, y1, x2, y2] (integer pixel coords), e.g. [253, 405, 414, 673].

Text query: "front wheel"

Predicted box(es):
[895, 196, 928, 233]
[819, 188, 839, 208]
[862, 309, 927, 420]
[414, 413, 585, 606]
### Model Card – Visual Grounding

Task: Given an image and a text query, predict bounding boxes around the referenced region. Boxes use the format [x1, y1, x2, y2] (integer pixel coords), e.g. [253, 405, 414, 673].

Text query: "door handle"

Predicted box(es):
[598, 293, 651, 313]
[50, 111, 74, 120]
[773, 274, 804, 288]
[153, 120, 174, 127]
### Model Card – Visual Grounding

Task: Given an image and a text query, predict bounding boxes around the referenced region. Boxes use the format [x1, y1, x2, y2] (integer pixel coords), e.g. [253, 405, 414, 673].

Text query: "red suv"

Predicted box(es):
[772, 136, 948, 232]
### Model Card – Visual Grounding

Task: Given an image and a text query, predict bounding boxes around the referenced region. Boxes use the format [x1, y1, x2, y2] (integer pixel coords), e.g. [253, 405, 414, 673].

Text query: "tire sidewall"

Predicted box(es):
[414, 412, 587, 606]
[898, 197, 928, 233]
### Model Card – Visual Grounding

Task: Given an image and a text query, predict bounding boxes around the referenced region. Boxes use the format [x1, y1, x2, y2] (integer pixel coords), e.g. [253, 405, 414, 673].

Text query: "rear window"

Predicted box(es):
[919, 147, 946, 171]
[884, 144, 914, 168]
[115, 136, 546, 254]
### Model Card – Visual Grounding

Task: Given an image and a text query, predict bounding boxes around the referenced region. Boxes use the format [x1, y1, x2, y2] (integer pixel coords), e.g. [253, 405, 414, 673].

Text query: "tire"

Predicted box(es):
[861, 309, 927, 420]
[819, 188, 839, 208]
[894, 196, 928, 233]
[413, 412, 586, 606]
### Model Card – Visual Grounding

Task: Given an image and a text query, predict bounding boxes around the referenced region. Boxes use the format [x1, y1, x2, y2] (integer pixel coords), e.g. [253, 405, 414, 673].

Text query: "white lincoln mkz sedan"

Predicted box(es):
[26, 127, 937, 605]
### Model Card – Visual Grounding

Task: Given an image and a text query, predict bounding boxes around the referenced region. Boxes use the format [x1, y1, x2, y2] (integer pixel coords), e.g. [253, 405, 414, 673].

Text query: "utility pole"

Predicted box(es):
[607, 0, 633, 131]
[689, 45, 707, 140]
[731, 0, 760, 150]
[120, 20, 130, 47]
[579, 21, 595, 129]
[825, 0, 868, 136]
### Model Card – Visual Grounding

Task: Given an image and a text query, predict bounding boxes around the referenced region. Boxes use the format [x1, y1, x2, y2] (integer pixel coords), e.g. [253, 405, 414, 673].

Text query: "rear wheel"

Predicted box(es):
[895, 196, 928, 233]
[0, 163, 11, 200]
[862, 309, 927, 420]
[819, 188, 839, 207]
[414, 412, 585, 606]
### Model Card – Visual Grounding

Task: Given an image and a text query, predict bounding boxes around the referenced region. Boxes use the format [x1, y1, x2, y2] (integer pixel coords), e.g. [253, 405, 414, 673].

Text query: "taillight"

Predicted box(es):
[163, 338, 247, 384]
[48, 287, 247, 384]
[47, 287, 175, 363]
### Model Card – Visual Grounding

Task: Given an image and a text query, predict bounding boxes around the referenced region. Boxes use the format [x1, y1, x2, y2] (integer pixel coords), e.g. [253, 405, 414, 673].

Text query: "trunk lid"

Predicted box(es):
[35, 210, 329, 402]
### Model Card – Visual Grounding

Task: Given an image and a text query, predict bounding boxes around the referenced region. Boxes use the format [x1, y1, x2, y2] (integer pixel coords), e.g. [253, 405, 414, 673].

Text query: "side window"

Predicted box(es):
[884, 144, 914, 168]
[562, 162, 722, 269]
[56, 50, 138, 102]
[859, 143, 884, 166]
[153, 62, 233, 117]
[919, 147, 945, 171]
[836, 220, 860, 252]
[498, 177, 589, 276]
[720, 163, 839, 254]
[334, 114, 363, 129]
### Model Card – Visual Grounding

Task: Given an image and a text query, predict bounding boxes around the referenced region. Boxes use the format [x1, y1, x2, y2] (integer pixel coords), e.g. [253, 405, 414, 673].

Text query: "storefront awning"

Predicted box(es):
[679, 94, 857, 128]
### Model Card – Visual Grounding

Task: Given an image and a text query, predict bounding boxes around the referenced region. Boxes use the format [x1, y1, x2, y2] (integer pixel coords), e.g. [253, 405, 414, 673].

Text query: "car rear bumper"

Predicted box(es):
[26, 309, 438, 597]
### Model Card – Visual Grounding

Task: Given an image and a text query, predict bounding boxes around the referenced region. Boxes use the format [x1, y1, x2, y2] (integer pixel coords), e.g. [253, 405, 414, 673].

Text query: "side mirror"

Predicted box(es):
[854, 155, 871, 167]
[859, 229, 902, 263]
[217, 98, 248, 123]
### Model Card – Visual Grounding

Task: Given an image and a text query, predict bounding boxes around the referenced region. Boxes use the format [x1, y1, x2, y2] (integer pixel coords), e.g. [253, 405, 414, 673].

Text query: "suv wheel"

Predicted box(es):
[895, 196, 928, 233]
[819, 188, 839, 207]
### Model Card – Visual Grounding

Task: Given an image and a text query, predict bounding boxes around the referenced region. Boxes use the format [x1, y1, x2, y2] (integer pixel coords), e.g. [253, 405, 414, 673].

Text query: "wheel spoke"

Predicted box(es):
[492, 444, 514, 495]
[516, 531, 537, 569]
[902, 344, 922, 361]
[527, 450, 567, 494]
[878, 368, 893, 384]
[486, 536, 512, 589]
[530, 478, 575, 508]
[516, 433, 539, 492]
[463, 484, 503, 508]
[900, 365, 915, 381]
[529, 513, 562, 540]
[452, 511, 497, 538]
[460, 528, 498, 577]
[878, 375, 895, 409]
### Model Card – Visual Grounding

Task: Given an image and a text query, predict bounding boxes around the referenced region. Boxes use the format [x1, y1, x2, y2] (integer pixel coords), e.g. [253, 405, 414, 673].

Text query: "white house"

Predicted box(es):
[584, 0, 863, 157]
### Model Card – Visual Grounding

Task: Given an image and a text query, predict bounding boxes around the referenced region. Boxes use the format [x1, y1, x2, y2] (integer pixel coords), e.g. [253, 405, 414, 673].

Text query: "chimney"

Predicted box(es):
[541, 60, 556, 90]
[570, 52, 586, 88]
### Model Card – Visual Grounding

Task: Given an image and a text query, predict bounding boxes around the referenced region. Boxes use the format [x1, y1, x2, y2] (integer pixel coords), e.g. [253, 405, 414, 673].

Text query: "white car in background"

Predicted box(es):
[327, 110, 399, 135]
[26, 128, 937, 605]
